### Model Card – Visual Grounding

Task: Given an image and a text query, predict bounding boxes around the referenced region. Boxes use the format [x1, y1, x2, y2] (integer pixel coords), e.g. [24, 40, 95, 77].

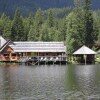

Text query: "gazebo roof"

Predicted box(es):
[73, 45, 97, 55]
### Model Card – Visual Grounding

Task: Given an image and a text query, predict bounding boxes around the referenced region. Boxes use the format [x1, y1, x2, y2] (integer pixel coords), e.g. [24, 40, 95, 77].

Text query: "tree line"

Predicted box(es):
[0, 7, 71, 41]
[0, 0, 100, 53]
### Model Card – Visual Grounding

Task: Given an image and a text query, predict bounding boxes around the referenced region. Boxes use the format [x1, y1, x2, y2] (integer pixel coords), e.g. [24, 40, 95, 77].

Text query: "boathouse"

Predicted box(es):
[0, 36, 66, 62]
[73, 45, 97, 64]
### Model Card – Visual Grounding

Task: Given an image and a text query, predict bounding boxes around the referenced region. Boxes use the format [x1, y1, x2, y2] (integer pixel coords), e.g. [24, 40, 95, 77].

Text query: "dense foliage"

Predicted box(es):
[0, 7, 71, 42]
[0, 0, 100, 54]
[66, 0, 100, 53]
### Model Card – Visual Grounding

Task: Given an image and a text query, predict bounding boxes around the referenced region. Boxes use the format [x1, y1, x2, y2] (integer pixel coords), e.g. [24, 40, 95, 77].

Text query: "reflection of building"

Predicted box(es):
[0, 36, 66, 62]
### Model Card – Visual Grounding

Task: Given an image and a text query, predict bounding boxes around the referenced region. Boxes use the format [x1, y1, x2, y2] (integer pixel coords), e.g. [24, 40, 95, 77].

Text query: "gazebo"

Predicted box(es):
[73, 45, 97, 64]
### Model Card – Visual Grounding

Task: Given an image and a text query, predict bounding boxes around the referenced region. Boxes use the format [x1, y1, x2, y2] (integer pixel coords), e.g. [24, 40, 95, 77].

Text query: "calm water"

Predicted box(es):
[0, 64, 100, 100]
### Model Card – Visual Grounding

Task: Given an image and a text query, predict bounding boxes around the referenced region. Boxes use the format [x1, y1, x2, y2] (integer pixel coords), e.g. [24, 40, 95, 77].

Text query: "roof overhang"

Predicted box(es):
[73, 45, 97, 55]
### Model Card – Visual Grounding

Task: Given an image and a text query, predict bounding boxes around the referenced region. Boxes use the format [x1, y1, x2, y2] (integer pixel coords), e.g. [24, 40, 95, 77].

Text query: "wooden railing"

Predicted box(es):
[19, 56, 67, 62]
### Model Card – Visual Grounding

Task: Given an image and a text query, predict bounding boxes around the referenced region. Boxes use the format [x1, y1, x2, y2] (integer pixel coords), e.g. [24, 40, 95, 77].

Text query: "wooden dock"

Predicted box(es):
[25, 56, 67, 65]
[0, 56, 67, 65]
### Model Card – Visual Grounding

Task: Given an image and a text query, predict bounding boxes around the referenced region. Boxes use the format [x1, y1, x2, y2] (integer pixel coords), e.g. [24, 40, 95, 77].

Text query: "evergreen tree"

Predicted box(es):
[60, 18, 67, 41]
[66, 12, 84, 53]
[98, 19, 100, 40]
[28, 26, 36, 41]
[47, 27, 61, 41]
[41, 23, 49, 41]
[11, 9, 25, 41]
[66, 0, 97, 54]
[95, 11, 100, 41]
[66, 1, 84, 53]
[0, 19, 3, 35]
[3, 16, 11, 39]
[93, 12, 99, 41]
[54, 30, 62, 41]
[33, 8, 43, 41]
[0, 13, 6, 36]
[47, 9, 54, 28]
[48, 27, 55, 41]
[23, 13, 34, 40]
[83, 0, 96, 48]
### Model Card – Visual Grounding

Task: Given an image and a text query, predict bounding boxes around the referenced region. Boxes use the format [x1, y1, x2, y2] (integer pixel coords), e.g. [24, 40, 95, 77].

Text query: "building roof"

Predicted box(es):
[10, 41, 66, 53]
[0, 36, 66, 53]
[0, 40, 12, 52]
[73, 45, 97, 55]
[0, 36, 6, 48]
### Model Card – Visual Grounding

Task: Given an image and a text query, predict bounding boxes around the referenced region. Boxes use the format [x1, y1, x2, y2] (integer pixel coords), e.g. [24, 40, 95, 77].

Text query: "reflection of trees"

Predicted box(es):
[75, 65, 99, 96]
[2, 64, 15, 100]
[65, 65, 77, 91]
[65, 65, 100, 99]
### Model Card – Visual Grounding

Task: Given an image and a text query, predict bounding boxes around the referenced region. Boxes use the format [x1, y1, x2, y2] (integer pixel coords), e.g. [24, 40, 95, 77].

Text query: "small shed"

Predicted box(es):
[73, 45, 97, 64]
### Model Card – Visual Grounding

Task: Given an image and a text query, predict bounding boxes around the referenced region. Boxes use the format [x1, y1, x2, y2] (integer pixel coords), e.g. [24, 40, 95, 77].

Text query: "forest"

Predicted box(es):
[0, 0, 100, 53]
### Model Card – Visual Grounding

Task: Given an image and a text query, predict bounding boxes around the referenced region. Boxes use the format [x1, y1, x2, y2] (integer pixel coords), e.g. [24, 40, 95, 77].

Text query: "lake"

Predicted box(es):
[0, 64, 100, 100]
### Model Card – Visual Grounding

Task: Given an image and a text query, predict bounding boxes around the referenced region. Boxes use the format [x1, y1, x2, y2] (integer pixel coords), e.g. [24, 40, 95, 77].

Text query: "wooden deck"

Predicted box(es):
[25, 56, 67, 65]
[0, 56, 67, 65]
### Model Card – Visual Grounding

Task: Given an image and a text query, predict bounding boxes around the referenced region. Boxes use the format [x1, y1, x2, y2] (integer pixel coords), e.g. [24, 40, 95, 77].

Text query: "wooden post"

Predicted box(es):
[84, 54, 87, 65]
[10, 53, 11, 62]
[38, 52, 39, 65]
[45, 53, 46, 65]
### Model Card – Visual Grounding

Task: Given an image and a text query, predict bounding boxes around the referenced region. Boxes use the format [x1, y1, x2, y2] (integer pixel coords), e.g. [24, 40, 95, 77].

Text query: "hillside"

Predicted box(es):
[0, 0, 99, 16]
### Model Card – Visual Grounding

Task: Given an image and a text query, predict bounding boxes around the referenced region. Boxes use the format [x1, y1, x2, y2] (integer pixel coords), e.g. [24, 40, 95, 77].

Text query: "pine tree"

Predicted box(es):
[60, 18, 67, 41]
[28, 26, 36, 41]
[33, 8, 43, 41]
[23, 13, 34, 40]
[93, 12, 99, 41]
[66, 2, 84, 53]
[66, 12, 83, 53]
[47, 9, 54, 28]
[11, 9, 25, 41]
[41, 23, 49, 41]
[0, 19, 3, 35]
[66, 0, 97, 54]
[83, 0, 95, 48]
[0, 13, 6, 36]
[3, 16, 11, 39]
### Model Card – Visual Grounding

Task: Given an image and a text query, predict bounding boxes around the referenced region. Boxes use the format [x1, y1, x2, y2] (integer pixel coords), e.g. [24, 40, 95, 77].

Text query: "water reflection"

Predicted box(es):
[65, 64, 100, 99]
[1, 64, 16, 100]
[65, 65, 77, 90]
[0, 64, 100, 100]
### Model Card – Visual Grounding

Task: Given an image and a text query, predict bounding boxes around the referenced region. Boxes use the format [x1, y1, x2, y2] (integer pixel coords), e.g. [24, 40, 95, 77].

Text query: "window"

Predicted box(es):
[12, 53, 16, 56]
[3, 53, 9, 58]
[3, 53, 9, 56]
